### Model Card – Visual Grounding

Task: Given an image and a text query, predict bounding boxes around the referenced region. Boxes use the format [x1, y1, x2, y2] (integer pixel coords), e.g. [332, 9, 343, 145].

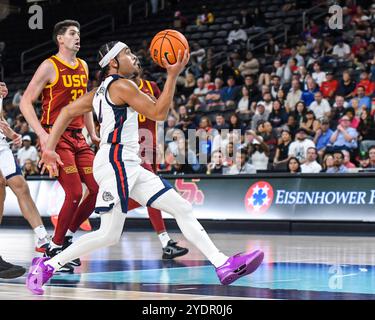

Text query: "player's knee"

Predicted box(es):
[12, 180, 30, 197]
[104, 230, 122, 246]
[66, 188, 83, 203]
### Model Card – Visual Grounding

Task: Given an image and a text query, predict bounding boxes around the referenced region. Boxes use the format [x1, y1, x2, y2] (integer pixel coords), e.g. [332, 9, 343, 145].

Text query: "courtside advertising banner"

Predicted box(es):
[4, 175, 375, 221]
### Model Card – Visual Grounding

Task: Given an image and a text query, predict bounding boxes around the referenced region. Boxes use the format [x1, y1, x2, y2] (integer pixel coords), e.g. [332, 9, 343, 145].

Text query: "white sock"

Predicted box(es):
[152, 190, 229, 267]
[158, 232, 171, 248]
[66, 230, 74, 237]
[33, 225, 48, 240]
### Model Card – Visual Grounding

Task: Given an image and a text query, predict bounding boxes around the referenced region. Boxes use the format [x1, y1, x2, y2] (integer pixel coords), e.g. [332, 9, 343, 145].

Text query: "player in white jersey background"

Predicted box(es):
[27, 41, 264, 295]
[0, 82, 49, 278]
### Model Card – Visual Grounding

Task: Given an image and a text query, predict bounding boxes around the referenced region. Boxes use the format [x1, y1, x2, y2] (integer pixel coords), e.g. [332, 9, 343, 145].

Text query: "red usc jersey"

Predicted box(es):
[41, 55, 88, 129]
[138, 79, 161, 154]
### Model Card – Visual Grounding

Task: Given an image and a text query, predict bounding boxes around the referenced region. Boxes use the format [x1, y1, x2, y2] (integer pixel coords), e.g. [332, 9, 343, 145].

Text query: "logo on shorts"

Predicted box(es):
[102, 191, 114, 202]
[244, 181, 274, 215]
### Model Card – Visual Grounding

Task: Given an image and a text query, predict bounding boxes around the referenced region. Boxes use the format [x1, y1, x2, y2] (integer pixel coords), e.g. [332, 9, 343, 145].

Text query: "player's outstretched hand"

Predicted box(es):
[162, 50, 190, 78]
[39, 149, 64, 178]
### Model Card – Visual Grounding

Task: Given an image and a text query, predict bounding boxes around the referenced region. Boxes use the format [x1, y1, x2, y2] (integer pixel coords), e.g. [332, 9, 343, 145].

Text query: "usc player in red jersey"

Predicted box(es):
[127, 68, 188, 259]
[20, 20, 99, 272]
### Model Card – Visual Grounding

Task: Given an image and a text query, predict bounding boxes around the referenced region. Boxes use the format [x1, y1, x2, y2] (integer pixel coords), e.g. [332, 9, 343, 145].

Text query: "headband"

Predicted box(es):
[99, 42, 127, 68]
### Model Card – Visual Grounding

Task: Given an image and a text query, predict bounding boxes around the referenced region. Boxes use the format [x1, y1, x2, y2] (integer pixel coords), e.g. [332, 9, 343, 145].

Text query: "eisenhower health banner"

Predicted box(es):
[4, 175, 375, 221]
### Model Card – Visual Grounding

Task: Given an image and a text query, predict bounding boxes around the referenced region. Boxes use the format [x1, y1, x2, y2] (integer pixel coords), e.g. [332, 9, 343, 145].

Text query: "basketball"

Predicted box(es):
[149, 29, 189, 68]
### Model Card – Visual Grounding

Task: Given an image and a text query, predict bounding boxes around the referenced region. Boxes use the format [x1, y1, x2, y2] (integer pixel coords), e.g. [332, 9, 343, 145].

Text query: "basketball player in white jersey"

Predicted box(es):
[26, 41, 264, 295]
[0, 82, 49, 278]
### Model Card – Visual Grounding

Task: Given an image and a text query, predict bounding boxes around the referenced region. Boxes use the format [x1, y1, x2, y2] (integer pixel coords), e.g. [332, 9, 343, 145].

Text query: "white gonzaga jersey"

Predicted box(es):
[93, 75, 140, 162]
[0, 129, 9, 152]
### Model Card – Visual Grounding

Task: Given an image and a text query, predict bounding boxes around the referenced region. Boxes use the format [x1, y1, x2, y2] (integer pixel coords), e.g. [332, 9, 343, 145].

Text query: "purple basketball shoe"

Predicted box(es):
[26, 257, 54, 295]
[216, 250, 264, 285]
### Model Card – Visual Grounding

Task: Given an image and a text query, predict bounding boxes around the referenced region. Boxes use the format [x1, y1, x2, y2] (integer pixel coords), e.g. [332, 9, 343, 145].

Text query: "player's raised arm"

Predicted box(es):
[20, 60, 56, 150]
[112, 50, 189, 121]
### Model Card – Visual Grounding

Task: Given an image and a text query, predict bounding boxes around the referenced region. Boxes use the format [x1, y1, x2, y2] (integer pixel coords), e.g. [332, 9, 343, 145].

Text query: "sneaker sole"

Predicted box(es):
[0, 266, 26, 279]
[162, 248, 189, 260]
[220, 251, 264, 285]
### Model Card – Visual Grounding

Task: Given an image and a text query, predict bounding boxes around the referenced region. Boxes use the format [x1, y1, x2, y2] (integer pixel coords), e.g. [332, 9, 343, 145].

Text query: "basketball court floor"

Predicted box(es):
[0, 228, 375, 300]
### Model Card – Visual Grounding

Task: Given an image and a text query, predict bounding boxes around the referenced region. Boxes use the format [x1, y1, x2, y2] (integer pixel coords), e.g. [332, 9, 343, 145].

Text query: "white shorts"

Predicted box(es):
[0, 148, 21, 180]
[93, 144, 172, 213]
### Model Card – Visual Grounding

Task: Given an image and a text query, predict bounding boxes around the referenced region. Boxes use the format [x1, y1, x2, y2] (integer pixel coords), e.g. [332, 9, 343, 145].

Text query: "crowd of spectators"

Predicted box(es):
[1, 0, 375, 177]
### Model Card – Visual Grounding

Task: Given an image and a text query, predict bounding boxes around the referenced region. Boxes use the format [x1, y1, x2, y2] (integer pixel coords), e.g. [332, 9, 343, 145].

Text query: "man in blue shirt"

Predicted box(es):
[314, 118, 333, 158]
[220, 76, 241, 107]
[328, 115, 358, 152]
[301, 78, 319, 106]
[349, 85, 371, 110]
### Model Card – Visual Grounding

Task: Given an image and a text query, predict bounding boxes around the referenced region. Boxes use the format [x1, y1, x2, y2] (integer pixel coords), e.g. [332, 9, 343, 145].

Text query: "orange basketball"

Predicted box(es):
[149, 29, 189, 68]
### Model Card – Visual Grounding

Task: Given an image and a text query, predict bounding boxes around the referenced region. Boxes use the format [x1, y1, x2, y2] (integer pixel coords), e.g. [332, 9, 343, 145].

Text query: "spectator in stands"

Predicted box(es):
[12, 89, 23, 108]
[344, 107, 360, 129]
[236, 86, 251, 115]
[331, 95, 349, 130]
[203, 73, 215, 91]
[273, 130, 292, 171]
[268, 100, 288, 129]
[332, 38, 351, 62]
[309, 91, 331, 121]
[269, 75, 283, 100]
[17, 119, 37, 145]
[213, 113, 229, 131]
[205, 77, 225, 109]
[301, 147, 322, 173]
[285, 79, 302, 112]
[22, 159, 39, 177]
[16, 135, 38, 167]
[354, 71, 375, 97]
[287, 157, 301, 173]
[226, 149, 256, 174]
[326, 150, 348, 173]
[288, 127, 316, 163]
[342, 149, 356, 169]
[181, 72, 196, 98]
[193, 78, 208, 104]
[312, 62, 326, 86]
[249, 134, 270, 171]
[292, 101, 307, 125]
[244, 75, 261, 108]
[321, 154, 335, 172]
[328, 115, 358, 153]
[300, 110, 320, 137]
[358, 152, 370, 170]
[336, 71, 356, 99]
[358, 109, 375, 153]
[164, 115, 177, 143]
[238, 52, 259, 77]
[217, 57, 238, 83]
[251, 103, 270, 131]
[257, 92, 273, 114]
[320, 71, 339, 100]
[190, 42, 206, 77]
[175, 115, 196, 139]
[259, 59, 284, 87]
[228, 113, 244, 132]
[264, 37, 279, 58]
[302, 78, 319, 106]
[283, 58, 299, 84]
[350, 85, 371, 110]
[282, 115, 298, 138]
[221, 76, 241, 107]
[196, 5, 214, 26]
[206, 150, 226, 174]
[227, 20, 248, 46]
[367, 146, 375, 169]
[314, 118, 333, 159]
[173, 10, 188, 31]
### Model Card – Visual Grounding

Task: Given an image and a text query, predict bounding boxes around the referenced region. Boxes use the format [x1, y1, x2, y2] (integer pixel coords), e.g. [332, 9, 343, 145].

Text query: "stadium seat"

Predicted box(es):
[208, 24, 221, 31]
[216, 30, 228, 38]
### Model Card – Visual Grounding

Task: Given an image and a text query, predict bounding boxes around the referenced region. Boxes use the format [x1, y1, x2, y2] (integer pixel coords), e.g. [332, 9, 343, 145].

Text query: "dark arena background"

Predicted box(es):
[0, 0, 375, 305]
